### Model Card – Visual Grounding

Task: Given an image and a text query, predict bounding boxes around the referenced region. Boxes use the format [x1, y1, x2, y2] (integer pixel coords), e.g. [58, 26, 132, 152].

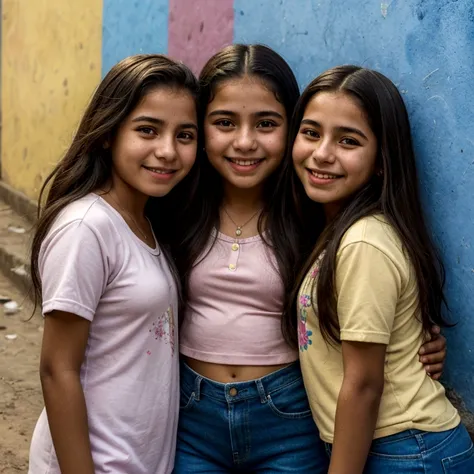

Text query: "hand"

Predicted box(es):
[418, 325, 446, 380]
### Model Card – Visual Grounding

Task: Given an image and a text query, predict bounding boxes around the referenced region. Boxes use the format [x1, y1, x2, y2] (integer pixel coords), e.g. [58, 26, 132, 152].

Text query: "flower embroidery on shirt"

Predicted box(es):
[299, 294, 311, 307]
[148, 306, 175, 355]
[298, 300, 313, 351]
[298, 259, 322, 352]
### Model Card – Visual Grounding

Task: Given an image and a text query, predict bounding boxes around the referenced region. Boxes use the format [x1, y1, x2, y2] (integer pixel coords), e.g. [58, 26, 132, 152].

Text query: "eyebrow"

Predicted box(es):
[132, 115, 198, 131]
[208, 109, 284, 120]
[300, 118, 368, 141]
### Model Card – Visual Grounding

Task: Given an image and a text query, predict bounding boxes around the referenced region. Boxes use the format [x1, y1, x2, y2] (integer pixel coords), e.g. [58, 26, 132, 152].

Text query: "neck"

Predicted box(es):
[323, 202, 341, 222]
[104, 177, 148, 219]
[222, 182, 265, 213]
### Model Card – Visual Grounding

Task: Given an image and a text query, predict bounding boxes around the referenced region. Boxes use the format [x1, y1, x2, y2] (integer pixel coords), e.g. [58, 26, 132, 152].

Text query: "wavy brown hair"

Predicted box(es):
[30, 54, 199, 310]
[288, 65, 449, 345]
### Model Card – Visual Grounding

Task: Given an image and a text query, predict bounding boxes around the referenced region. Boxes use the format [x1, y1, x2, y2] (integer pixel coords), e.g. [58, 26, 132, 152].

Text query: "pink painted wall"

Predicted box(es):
[168, 0, 234, 75]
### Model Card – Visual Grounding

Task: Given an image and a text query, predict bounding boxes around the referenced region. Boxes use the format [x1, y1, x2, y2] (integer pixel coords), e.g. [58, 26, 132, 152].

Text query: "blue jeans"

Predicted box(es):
[173, 361, 328, 473]
[324, 424, 474, 473]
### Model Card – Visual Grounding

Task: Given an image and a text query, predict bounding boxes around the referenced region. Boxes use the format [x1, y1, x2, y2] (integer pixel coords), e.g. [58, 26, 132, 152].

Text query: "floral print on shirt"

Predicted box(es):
[298, 259, 322, 352]
[298, 293, 313, 351]
[148, 306, 175, 355]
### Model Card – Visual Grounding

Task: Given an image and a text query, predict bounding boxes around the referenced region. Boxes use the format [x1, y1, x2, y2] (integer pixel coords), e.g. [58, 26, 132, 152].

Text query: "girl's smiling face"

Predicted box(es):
[292, 91, 378, 218]
[110, 87, 198, 199]
[204, 75, 288, 192]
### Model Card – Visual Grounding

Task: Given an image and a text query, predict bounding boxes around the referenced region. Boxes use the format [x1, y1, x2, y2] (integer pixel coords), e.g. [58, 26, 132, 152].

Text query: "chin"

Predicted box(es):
[229, 178, 266, 190]
[139, 184, 173, 198]
[303, 189, 326, 204]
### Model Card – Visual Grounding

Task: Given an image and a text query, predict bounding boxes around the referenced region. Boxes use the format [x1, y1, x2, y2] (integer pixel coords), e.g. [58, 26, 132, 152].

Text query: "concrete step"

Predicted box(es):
[0, 198, 34, 292]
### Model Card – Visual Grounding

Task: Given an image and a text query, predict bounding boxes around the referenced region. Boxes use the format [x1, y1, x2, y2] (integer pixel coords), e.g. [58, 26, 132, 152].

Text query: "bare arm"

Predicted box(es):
[40, 310, 95, 474]
[328, 341, 386, 474]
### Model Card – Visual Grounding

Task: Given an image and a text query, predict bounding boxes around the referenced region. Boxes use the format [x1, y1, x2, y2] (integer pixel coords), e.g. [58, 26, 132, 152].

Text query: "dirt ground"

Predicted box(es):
[0, 273, 43, 473]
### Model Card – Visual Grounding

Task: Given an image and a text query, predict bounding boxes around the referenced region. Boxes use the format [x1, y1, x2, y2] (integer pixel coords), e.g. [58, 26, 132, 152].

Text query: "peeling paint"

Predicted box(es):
[381, 2, 391, 18]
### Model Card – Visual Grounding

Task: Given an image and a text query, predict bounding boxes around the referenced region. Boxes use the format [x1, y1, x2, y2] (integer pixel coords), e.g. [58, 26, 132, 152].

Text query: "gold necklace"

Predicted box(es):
[106, 192, 150, 242]
[222, 207, 261, 237]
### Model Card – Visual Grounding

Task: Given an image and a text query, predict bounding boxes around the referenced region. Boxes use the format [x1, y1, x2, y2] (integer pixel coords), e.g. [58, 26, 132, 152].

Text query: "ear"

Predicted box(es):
[103, 141, 110, 149]
[376, 168, 384, 177]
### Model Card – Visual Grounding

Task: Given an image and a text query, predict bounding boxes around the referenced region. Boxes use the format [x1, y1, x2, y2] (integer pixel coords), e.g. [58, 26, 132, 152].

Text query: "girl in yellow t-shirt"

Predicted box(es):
[290, 65, 473, 473]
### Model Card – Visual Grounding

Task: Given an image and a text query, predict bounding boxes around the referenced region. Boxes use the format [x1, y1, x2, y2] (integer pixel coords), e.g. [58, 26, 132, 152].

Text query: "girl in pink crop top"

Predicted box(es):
[166, 44, 446, 474]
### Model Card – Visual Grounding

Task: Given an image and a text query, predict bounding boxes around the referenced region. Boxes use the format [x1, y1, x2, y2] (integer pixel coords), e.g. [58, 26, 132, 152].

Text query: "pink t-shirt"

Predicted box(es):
[180, 230, 298, 365]
[29, 194, 179, 474]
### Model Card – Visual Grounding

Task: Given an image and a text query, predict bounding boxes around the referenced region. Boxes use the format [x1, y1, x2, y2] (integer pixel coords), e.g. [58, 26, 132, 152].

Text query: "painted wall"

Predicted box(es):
[101, 0, 234, 76]
[102, 0, 168, 75]
[100, 0, 474, 410]
[1, 0, 472, 408]
[232, 0, 474, 411]
[1, 0, 102, 200]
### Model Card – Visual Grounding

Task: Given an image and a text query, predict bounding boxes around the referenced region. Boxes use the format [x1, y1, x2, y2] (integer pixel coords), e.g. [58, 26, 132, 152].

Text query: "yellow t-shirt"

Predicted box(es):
[298, 215, 460, 443]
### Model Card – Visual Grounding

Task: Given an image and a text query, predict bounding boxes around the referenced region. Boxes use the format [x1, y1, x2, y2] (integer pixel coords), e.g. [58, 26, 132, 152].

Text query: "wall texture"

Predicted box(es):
[2, 0, 473, 409]
[168, 0, 234, 74]
[1, 0, 102, 199]
[102, 0, 168, 75]
[233, 0, 474, 412]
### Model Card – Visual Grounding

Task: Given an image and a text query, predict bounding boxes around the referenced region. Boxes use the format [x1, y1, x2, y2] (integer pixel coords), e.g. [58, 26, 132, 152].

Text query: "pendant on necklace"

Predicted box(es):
[235, 227, 242, 237]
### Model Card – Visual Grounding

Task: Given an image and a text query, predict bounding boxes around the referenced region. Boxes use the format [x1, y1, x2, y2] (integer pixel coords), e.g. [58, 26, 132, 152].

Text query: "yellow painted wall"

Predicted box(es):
[1, 0, 102, 200]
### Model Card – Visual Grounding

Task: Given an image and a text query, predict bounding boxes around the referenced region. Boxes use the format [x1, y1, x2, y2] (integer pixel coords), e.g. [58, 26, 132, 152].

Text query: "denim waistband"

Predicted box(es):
[324, 425, 462, 450]
[180, 360, 304, 403]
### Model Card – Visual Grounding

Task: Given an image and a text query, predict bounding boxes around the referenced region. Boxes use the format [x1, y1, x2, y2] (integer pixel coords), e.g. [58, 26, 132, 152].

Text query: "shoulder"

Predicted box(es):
[339, 215, 403, 257]
[49, 194, 120, 242]
[337, 214, 411, 283]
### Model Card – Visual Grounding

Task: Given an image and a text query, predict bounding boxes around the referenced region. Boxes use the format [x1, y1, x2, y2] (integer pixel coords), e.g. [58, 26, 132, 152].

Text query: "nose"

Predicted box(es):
[311, 138, 336, 164]
[154, 134, 177, 162]
[233, 126, 257, 152]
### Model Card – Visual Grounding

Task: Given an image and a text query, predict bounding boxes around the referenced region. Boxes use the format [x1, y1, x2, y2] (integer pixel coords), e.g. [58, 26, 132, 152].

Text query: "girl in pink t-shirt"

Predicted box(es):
[167, 45, 447, 473]
[28, 55, 199, 474]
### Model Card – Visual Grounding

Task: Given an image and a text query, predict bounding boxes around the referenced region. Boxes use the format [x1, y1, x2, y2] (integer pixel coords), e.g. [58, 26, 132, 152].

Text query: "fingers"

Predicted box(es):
[419, 327, 446, 381]
[425, 363, 444, 379]
[419, 348, 446, 364]
[419, 334, 446, 355]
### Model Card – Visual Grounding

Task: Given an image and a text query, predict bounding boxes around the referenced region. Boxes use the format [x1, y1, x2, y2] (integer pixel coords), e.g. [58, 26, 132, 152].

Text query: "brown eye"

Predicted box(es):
[301, 129, 319, 138]
[257, 120, 276, 128]
[215, 119, 233, 127]
[178, 131, 195, 141]
[137, 127, 155, 136]
[340, 137, 359, 146]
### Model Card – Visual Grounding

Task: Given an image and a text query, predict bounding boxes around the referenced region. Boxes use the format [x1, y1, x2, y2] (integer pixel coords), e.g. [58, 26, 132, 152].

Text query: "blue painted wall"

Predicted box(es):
[102, 0, 169, 75]
[235, 0, 474, 409]
[98, 0, 473, 409]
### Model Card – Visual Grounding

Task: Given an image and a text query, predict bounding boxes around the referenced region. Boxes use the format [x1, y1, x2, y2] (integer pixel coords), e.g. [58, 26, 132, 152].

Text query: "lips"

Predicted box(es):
[226, 157, 264, 167]
[142, 165, 177, 174]
[307, 169, 342, 179]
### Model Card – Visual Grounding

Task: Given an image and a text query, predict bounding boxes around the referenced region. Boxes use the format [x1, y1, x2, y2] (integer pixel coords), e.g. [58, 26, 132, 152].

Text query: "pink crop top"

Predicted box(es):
[179, 230, 298, 365]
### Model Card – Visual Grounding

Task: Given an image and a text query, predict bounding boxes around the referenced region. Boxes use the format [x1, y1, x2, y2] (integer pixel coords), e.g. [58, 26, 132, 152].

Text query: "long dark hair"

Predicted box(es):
[170, 44, 308, 345]
[290, 65, 448, 344]
[30, 54, 200, 309]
